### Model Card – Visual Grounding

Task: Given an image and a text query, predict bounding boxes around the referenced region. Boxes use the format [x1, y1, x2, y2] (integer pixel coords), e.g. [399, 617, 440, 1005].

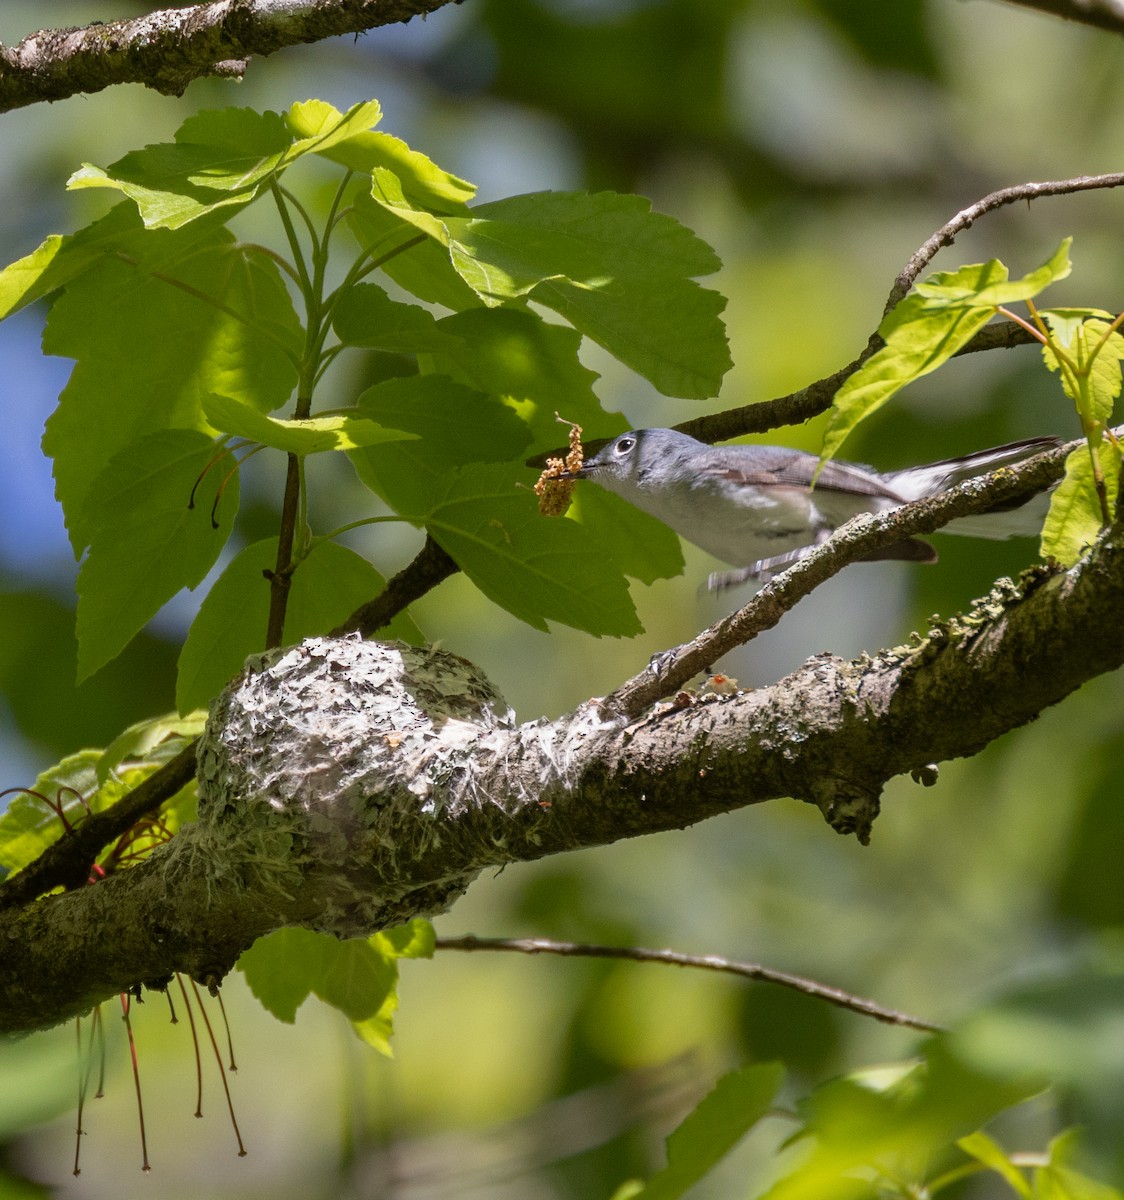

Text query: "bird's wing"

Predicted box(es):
[709, 445, 905, 500]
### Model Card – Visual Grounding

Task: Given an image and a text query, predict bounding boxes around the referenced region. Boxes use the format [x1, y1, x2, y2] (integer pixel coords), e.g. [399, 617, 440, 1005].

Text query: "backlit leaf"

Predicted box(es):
[42, 231, 301, 551]
[823, 243, 1073, 463]
[202, 392, 415, 455]
[75, 431, 239, 682]
[1040, 442, 1120, 567]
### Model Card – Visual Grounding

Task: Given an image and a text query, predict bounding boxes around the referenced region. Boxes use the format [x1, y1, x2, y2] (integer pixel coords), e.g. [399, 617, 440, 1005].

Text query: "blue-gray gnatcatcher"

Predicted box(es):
[569, 428, 1059, 587]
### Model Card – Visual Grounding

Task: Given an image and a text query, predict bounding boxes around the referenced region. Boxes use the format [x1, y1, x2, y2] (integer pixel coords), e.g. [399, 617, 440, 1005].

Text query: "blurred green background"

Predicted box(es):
[2, 1, 1124, 1196]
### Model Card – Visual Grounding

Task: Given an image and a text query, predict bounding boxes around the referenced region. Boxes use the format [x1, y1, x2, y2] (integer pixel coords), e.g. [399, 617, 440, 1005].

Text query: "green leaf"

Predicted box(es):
[1041, 442, 1120, 566]
[351, 990, 400, 1057]
[568, 484, 685, 584]
[1041, 316, 1124, 427]
[97, 711, 208, 785]
[65, 102, 387, 231]
[0, 234, 67, 320]
[236, 928, 332, 1023]
[423, 463, 642, 636]
[238, 924, 422, 1054]
[792, 1042, 1040, 1169]
[479, 192, 728, 397]
[313, 938, 398, 1023]
[957, 1131, 1033, 1198]
[1036, 1131, 1123, 1200]
[0, 751, 101, 873]
[1041, 307, 1117, 349]
[822, 243, 1073, 463]
[349, 374, 533, 514]
[0, 756, 185, 877]
[372, 918, 435, 960]
[42, 231, 301, 550]
[176, 538, 423, 715]
[68, 108, 294, 230]
[331, 283, 465, 353]
[628, 1063, 783, 1200]
[312, 120, 475, 211]
[75, 431, 239, 682]
[822, 301, 994, 462]
[285, 99, 385, 158]
[428, 307, 625, 450]
[0, 201, 223, 322]
[369, 187, 730, 397]
[910, 241, 1071, 309]
[201, 392, 416, 455]
[349, 192, 484, 311]
[353, 923, 434, 1056]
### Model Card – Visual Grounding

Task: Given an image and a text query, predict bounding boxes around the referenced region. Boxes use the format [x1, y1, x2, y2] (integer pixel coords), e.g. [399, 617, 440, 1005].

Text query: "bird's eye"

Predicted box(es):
[615, 436, 636, 456]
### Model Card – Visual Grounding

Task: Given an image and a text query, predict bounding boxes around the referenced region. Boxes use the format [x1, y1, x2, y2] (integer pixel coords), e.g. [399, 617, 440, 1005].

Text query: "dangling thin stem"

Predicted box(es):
[188, 979, 247, 1157]
[120, 994, 150, 1172]
[215, 990, 238, 1073]
[176, 974, 204, 1119]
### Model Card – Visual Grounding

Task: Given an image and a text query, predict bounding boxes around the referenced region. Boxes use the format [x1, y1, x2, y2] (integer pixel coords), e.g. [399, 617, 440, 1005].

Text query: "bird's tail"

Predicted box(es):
[885, 435, 1061, 501]
[886, 435, 1061, 540]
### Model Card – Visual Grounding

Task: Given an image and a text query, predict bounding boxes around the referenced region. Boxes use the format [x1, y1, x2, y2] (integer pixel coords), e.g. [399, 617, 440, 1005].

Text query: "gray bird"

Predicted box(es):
[569, 428, 1059, 586]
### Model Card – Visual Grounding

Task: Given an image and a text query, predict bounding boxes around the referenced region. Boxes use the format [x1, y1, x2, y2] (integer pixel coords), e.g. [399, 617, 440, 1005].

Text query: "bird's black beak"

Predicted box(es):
[558, 465, 590, 480]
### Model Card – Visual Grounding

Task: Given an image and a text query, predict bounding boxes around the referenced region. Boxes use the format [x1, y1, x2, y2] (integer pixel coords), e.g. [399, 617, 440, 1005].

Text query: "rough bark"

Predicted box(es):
[0, 0, 460, 113]
[1, 517, 1122, 1035]
[1, 2, 1121, 120]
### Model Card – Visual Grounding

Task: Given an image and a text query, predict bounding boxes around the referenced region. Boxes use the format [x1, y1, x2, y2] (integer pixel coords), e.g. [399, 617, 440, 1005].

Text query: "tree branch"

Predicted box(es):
[333, 533, 459, 637]
[0, 0, 461, 113]
[435, 935, 944, 1032]
[3, 509, 1123, 1034]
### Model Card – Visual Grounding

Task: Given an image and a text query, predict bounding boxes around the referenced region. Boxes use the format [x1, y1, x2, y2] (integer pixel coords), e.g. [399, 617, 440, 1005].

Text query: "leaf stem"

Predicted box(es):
[270, 181, 314, 301]
[305, 513, 411, 552]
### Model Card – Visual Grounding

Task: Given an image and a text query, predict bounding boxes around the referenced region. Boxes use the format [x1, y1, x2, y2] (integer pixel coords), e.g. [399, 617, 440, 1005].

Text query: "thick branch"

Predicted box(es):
[2, 518, 1123, 1034]
[0, 0, 460, 112]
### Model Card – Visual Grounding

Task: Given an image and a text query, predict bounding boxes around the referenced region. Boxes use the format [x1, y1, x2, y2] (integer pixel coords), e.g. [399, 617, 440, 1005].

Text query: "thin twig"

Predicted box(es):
[885, 172, 1124, 314]
[435, 935, 944, 1033]
[265, 452, 303, 649]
